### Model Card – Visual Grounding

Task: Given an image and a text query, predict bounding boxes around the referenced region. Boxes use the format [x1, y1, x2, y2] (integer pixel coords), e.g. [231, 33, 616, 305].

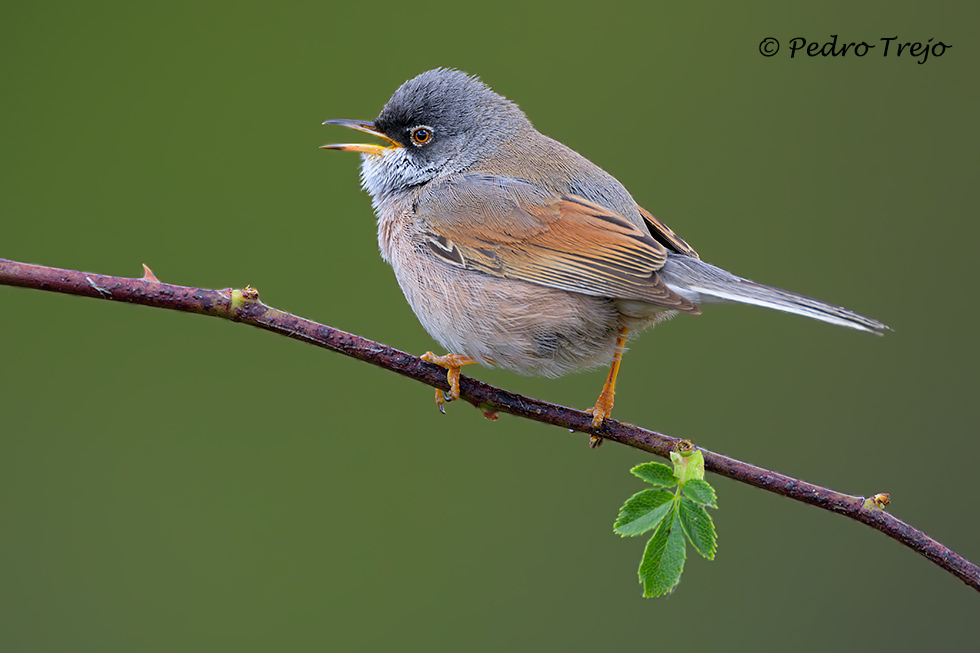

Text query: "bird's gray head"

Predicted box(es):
[322, 69, 531, 206]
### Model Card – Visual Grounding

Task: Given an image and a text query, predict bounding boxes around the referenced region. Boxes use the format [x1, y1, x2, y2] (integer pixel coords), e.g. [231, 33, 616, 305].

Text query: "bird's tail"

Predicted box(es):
[659, 254, 888, 334]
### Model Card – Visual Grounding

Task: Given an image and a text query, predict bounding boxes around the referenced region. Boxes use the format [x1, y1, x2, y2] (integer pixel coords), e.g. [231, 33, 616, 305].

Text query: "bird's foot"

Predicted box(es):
[420, 352, 476, 413]
[585, 392, 615, 448]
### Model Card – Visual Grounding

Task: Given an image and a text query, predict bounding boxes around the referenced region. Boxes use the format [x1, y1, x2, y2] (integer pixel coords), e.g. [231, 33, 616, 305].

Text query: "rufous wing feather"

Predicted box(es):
[417, 175, 698, 312]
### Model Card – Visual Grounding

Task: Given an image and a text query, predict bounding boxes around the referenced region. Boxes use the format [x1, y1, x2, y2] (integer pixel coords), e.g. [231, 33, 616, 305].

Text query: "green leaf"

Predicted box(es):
[671, 449, 706, 484]
[630, 462, 679, 487]
[639, 508, 687, 597]
[678, 497, 717, 560]
[614, 489, 676, 537]
[637, 508, 671, 593]
[630, 463, 680, 487]
[681, 479, 717, 508]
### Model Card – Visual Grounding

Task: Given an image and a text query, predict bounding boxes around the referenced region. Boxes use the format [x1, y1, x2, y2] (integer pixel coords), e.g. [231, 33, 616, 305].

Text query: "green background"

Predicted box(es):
[2, 1, 977, 650]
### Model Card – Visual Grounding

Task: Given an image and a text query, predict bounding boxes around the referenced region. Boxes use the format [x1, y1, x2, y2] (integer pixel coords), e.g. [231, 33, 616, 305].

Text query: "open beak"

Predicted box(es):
[320, 119, 401, 155]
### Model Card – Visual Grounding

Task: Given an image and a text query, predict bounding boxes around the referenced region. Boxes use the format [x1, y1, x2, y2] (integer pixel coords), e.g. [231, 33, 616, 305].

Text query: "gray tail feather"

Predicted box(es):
[659, 255, 889, 335]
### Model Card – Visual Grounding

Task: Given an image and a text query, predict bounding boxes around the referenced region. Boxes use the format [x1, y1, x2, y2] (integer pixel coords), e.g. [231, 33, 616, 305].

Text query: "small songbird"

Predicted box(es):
[322, 68, 887, 434]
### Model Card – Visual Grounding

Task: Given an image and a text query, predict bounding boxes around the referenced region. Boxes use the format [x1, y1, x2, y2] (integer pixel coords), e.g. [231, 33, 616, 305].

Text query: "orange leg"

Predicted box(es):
[587, 327, 629, 443]
[420, 352, 477, 413]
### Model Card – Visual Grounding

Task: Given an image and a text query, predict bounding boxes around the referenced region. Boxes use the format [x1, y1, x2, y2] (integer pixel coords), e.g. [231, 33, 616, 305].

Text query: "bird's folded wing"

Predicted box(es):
[416, 174, 698, 312]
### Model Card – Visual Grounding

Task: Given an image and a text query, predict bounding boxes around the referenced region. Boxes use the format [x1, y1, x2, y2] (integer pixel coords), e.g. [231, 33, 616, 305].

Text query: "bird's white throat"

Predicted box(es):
[359, 149, 438, 215]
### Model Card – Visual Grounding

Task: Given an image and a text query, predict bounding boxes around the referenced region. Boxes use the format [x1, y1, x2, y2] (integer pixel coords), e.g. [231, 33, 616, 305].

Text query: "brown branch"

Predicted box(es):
[2, 256, 978, 592]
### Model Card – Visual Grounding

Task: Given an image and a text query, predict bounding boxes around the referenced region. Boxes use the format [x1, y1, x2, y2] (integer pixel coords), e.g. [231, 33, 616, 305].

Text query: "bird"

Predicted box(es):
[321, 68, 887, 439]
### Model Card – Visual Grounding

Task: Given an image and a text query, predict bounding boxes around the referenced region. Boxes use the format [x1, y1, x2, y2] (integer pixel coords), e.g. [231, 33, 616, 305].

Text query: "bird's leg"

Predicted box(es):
[420, 352, 477, 413]
[587, 327, 629, 444]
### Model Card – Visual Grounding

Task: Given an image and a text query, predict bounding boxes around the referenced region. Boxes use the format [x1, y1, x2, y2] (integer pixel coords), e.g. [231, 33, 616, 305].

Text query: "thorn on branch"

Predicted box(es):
[140, 264, 160, 282]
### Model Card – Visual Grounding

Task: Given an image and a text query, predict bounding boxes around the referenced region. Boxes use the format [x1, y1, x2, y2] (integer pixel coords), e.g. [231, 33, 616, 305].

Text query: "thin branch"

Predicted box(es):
[2, 256, 977, 592]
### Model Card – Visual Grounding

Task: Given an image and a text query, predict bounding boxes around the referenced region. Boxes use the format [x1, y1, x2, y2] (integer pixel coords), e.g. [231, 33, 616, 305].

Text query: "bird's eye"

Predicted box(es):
[410, 126, 433, 146]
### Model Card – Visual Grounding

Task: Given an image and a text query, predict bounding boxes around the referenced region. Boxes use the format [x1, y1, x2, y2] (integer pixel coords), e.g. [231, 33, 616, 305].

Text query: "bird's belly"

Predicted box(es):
[385, 236, 624, 378]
